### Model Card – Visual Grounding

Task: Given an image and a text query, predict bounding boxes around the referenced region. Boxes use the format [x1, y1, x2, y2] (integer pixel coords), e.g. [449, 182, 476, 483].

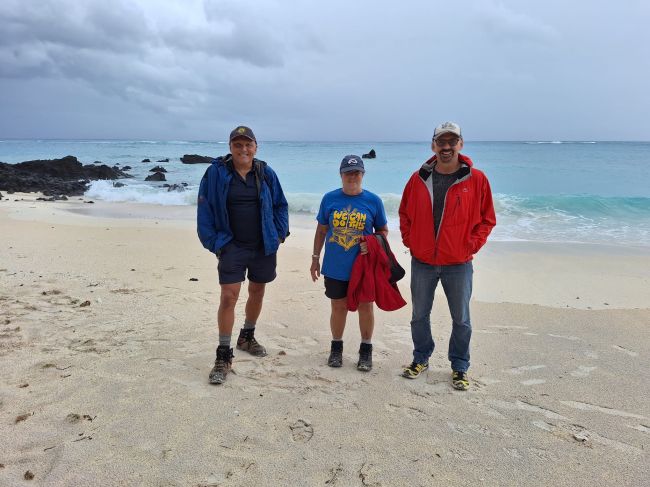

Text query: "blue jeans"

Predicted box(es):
[410, 258, 473, 372]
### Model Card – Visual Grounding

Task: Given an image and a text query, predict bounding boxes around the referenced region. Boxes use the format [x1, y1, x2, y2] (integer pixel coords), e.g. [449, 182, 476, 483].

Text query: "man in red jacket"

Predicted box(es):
[399, 122, 496, 390]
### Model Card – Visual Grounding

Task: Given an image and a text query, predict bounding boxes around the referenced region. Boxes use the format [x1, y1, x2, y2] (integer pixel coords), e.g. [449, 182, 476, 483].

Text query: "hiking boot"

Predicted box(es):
[452, 370, 470, 391]
[357, 343, 373, 372]
[209, 346, 234, 385]
[236, 328, 267, 357]
[327, 340, 343, 368]
[401, 361, 429, 379]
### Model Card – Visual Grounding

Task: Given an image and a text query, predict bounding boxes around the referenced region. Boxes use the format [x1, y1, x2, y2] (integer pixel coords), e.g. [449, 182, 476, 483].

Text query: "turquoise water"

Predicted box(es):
[1, 140, 649, 247]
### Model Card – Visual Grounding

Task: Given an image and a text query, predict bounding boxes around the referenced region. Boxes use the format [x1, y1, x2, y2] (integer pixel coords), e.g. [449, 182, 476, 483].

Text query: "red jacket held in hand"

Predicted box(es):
[347, 235, 407, 312]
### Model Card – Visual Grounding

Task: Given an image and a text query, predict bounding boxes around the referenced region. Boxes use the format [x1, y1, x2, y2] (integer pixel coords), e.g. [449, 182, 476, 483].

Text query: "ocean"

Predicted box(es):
[1, 139, 649, 247]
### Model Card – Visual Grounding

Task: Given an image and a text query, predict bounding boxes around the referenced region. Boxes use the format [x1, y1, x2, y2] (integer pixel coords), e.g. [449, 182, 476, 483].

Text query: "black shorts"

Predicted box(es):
[217, 242, 277, 285]
[324, 276, 349, 300]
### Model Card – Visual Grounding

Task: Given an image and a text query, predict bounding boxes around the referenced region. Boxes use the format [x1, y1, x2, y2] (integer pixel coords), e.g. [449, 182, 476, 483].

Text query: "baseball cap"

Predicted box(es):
[433, 121, 462, 140]
[229, 126, 256, 142]
[339, 154, 365, 174]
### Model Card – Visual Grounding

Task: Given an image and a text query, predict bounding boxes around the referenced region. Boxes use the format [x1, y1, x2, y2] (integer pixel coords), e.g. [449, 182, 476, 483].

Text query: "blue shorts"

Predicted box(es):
[217, 242, 277, 285]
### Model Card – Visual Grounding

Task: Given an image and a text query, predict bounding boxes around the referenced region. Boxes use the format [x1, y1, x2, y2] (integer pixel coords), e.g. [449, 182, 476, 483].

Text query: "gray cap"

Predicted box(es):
[339, 154, 365, 174]
[433, 121, 462, 140]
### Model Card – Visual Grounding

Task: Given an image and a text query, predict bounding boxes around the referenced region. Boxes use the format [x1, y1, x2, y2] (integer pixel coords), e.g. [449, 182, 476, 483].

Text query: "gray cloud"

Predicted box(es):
[0, 0, 648, 140]
[472, 1, 560, 45]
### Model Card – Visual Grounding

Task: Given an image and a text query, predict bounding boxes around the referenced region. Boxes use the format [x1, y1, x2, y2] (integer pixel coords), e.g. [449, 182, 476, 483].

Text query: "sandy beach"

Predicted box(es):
[1, 195, 648, 486]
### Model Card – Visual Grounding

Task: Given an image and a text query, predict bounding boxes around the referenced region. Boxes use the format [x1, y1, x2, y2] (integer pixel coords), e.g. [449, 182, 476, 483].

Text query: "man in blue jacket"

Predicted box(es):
[197, 126, 289, 384]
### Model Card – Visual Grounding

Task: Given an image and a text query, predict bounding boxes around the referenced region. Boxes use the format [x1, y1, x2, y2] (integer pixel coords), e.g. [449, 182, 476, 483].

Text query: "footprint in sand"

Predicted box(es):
[559, 400, 647, 420]
[612, 345, 638, 357]
[531, 420, 643, 454]
[503, 447, 523, 459]
[506, 365, 546, 375]
[547, 333, 580, 341]
[289, 419, 314, 443]
[570, 365, 597, 378]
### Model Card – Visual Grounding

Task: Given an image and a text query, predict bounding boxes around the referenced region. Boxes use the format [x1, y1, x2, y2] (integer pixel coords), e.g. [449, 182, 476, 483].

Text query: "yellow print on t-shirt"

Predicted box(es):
[329, 208, 368, 251]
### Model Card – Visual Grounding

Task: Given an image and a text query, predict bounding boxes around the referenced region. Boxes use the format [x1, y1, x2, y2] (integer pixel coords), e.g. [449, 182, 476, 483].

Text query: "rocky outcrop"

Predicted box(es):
[362, 149, 376, 159]
[149, 166, 167, 173]
[0, 156, 131, 196]
[164, 183, 186, 192]
[181, 154, 213, 164]
[145, 171, 166, 182]
[157, 158, 169, 162]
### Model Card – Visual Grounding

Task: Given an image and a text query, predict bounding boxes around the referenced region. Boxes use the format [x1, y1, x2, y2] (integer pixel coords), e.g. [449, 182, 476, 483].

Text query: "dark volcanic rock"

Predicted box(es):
[164, 183, 185, 192]
[122, 166, 132, 171]
[157, 158, 169, 162]
[113, 182, 126, 188]
[149, 166, 167, 173]
[142, 159, 150, 163]
[362, 149, 376, 159]
[36, 195, 68, 201]
[0, 156, 131, 196]
[181, 154, 213, 164]
[145, 171, 166, 182]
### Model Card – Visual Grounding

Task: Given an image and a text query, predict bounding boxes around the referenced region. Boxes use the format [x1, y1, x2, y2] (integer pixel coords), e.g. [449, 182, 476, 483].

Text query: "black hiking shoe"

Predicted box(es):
[327, 340, 343, 368]
[209, 346, 234, 385]
[357, 343, 373, 372]
[236, 328, 267, 357]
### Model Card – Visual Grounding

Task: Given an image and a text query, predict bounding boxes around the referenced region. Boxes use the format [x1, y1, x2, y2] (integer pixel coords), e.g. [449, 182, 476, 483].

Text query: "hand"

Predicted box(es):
[310, 258, 321, 282]
[359, 238, 368, 255]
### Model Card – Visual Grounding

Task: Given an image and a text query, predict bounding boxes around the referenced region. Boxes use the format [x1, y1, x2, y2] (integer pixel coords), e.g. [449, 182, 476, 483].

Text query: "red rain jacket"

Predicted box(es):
[347, 235, 407, 312]
[399, 154, 496, 265]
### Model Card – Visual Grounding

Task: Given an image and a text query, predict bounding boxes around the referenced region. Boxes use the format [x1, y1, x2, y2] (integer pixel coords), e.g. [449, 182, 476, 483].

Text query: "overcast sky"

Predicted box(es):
[1, 0, 648, 141]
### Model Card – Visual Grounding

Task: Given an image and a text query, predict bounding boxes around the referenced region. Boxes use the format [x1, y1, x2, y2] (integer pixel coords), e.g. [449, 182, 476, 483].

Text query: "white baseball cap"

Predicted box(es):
[433, 121, 462, 140]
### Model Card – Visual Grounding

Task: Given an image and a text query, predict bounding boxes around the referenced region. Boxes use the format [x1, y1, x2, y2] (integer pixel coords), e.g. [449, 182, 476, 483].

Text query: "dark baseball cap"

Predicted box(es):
[339, 154, 365, 174]
[229, 126, 256, 142]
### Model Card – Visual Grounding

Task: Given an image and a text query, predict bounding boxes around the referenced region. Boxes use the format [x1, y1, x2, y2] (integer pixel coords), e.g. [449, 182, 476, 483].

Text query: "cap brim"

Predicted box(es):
[340, 167, 365, 173]
[433, 130, 462, 140]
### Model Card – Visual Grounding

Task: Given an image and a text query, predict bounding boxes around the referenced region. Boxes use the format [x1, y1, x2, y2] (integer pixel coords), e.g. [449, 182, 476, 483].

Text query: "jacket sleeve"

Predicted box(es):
[268, 167, 290, 241]
[196, 167, 219, 253]
[399, 175, 414, 249]
[469, 175, 496, 254]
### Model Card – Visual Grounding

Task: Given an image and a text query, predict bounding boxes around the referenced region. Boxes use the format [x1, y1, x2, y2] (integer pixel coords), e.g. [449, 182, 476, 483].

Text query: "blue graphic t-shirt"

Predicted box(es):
[316, 189, 388, 281]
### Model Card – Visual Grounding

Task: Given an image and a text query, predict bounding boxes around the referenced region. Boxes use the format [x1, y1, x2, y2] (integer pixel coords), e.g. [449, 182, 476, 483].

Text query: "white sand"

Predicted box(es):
[1, 195, 648, 486]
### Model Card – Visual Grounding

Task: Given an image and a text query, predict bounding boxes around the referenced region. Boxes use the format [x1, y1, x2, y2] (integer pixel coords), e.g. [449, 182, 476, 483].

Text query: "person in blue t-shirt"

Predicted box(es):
[310, 155, 388, 372]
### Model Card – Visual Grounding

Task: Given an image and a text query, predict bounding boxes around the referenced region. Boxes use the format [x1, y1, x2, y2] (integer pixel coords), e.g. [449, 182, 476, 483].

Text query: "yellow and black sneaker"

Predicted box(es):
[401, 361, 429, 379]
[452, 371, 470, 391]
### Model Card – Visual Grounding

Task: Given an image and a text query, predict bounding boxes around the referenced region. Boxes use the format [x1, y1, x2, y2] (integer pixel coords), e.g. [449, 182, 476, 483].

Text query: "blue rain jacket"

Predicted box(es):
[197, 155, 289, 256]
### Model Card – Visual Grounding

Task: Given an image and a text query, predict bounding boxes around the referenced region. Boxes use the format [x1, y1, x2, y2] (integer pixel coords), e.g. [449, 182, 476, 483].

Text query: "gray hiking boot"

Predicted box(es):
[209, 346, 233, 384]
